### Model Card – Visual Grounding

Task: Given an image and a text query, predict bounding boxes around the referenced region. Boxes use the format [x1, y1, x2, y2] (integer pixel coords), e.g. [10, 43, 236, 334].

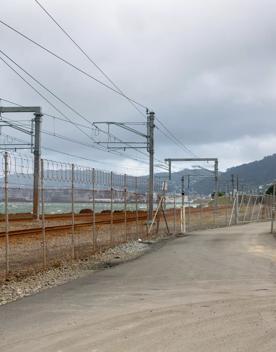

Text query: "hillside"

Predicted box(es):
[189, 154, 276, 195]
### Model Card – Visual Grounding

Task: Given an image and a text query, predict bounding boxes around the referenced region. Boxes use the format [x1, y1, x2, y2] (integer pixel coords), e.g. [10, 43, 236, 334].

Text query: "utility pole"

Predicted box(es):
[147, 111, 155, 222]
[33, 112, 42, 219]
[181, 175, 185, 208]
[92, 111, 156, 223]
[214, 159, 218, 209]
[181, 175, 186, 233]
[0, 106, 43, 219]
[231, 174, 235, 199]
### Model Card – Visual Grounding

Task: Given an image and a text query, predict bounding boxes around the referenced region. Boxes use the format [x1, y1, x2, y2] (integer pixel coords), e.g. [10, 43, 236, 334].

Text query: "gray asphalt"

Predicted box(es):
[1, 222, 276, 351]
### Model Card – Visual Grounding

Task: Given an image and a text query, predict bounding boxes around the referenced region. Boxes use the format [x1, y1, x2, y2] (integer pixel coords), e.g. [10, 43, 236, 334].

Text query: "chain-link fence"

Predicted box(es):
[0, 152, 178, 281]
[0, 152, 272, 282]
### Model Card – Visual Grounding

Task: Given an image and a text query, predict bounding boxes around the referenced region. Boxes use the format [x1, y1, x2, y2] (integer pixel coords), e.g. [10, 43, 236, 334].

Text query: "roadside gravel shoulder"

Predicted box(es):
[0, 237, 170, 306]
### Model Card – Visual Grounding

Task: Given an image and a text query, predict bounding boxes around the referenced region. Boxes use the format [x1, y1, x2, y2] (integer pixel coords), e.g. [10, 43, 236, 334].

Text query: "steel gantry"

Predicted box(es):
[92, 111, 155, 222]
[0, 106, 43, 218]
[164, 157, 219, 208]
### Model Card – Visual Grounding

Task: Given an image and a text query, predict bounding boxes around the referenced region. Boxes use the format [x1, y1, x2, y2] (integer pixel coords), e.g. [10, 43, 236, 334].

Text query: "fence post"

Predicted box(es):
[71, 163, 75, 260]
[188, 186, 191, 231]
[173, 194, 176, 234]
[243, 195, 251, 223]
[124, 174, 127, 242]
[250, 195, 258, 222]
[180, 206, 186, 233]
[235, 191, 239, 225]
[225, 200, 228, 226]
[110, 171, 113, 245]
[257, 195, 264, 222]
[200, 200, 203, 229]
[271, 184, 276, 233]
[4, 152, 9, 277]
[135, 177, 139, 239]
[238, 193, 244, 213]
[40, 159, 46, 268]
[228, 195, 236, 226]
[92, 168, 96, 250]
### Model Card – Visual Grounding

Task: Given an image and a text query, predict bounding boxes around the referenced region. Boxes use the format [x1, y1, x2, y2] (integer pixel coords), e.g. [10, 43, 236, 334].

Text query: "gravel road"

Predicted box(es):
[1, 222, 276, 351]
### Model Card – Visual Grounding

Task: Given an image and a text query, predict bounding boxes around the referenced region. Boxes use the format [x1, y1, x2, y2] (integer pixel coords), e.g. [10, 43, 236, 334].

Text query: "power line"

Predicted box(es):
[156, 120, 197, 157]
[34, 0, 147, 119]
[0, 132, 164, 172]
[0, 54, 101, 147]
[32, 2, 199, 158]
[0, 50, 158, 165]
[0, 95, 167, 168]
[0, 19, 147, 111]
[0, 48, 100, 132]
[0, 52, 148, 162]
[0, 18, 198, 158]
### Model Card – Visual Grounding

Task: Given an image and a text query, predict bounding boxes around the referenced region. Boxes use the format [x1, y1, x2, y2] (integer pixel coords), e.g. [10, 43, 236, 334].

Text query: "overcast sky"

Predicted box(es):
[1, 0, 276, 175]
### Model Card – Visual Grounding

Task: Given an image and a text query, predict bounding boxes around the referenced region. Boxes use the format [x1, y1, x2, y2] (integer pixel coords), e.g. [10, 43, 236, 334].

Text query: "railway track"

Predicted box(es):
[0, 212, 149, 238]
[0, 206, 229, 238]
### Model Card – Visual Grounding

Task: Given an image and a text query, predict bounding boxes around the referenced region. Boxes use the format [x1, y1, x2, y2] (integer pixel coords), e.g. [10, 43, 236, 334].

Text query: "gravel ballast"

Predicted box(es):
[0, 239, 157, 306]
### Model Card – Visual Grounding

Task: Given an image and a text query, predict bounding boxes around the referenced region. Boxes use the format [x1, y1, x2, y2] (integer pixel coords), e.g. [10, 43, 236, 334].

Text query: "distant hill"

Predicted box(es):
[183, 154, 276, 195]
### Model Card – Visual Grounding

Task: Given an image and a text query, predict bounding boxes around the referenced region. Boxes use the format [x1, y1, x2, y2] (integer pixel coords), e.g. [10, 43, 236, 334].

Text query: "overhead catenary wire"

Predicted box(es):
[0, 95, 167, 169]
[0, 19, 147, 111]
[34, 0, 147, 119]
[0, 18, 198, 159]
[0, 52, 166, 166]
[32, 2, 199, 158]
[0, 132, 165, 173]
[0, 49, 167, 166]
[2, 115, 167, 169]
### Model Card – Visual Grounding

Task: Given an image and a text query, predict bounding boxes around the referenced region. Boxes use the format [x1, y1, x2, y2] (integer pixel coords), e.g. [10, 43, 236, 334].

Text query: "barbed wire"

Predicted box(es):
[0, 151, 164, 192]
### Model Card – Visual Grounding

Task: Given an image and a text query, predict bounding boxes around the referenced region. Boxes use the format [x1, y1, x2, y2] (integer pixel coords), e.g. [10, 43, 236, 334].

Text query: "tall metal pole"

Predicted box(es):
[124, 174, 127, 242]
[92, 168, 96, 250]
[188, 175, 191, 229]
[71, 164, 75, 260]
[214, 159, 219, 225]
[33, 112, 42, 219]
[181, 175, 186, 233]
[214, 159, 218, 204]
[147, 111, 155, 223]
[4, 152, 9, 277]
[181, 176, 185, 209]
[271, 183, 276, 233]
[135, 177, 139, 239]
[231, 174, 235, 199]
[40, 159, 46, 268]
[110, 171, 114, 245]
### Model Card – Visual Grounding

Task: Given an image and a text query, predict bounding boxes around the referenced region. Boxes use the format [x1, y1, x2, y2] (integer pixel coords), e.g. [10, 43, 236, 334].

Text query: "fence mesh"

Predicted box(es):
[0, 151, 272, 282]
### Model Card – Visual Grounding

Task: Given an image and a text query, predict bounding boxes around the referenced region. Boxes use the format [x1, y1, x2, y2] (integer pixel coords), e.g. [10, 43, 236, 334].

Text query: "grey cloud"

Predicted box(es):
[1, 0, 276, 173]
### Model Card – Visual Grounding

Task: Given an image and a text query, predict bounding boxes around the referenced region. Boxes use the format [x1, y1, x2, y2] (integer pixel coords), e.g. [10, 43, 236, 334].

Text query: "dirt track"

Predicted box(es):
[1, 222, 276, 351]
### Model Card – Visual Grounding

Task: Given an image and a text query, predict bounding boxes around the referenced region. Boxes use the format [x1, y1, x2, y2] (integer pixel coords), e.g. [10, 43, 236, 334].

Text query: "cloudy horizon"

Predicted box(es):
[1, 0, 276, 175]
